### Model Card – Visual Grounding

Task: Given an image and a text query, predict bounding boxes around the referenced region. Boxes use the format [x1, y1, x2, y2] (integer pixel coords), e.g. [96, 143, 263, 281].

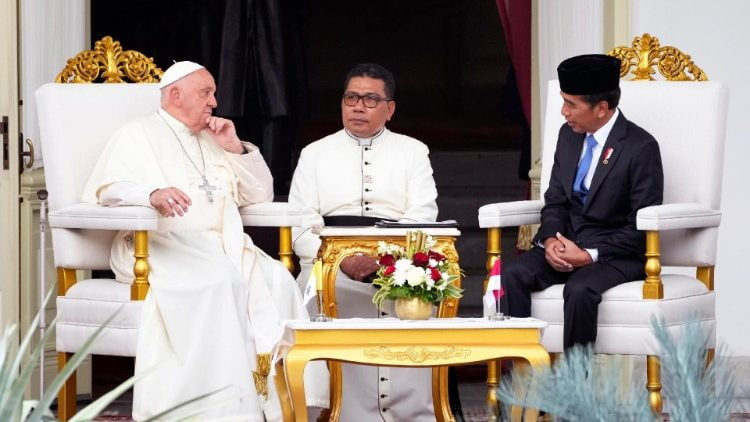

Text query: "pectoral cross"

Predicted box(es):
[198, 177, 217, 203]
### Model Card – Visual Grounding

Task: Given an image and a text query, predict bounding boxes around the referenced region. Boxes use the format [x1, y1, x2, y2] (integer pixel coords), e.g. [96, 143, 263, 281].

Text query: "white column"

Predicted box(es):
[20, 0, 87, 169]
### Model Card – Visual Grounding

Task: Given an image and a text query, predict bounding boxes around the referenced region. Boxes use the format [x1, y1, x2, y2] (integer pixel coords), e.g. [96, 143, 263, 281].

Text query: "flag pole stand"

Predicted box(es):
[37, 189, 49, 395]
[310, 259, 331, 322]
[487, 313, 508, 321]
[310, 290, 331, 322]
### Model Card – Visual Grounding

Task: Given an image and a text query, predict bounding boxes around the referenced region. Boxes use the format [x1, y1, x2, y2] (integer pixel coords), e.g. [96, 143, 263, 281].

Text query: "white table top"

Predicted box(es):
[282, 317, 547, 331]
[314, 226, 461, 237]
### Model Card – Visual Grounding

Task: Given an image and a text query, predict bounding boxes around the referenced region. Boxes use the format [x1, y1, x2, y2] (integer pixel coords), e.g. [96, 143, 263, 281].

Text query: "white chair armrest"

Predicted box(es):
[239, 202, 302, 227]
[478, 200, 543, 228]
[49, 203, 158, 230]
[637, 203, 721, 231]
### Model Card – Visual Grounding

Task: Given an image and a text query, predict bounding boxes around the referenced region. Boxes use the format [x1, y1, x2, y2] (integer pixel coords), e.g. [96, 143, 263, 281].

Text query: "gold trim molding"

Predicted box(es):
[608, 33, 708, 81]
[56, 36, 163, 84]
[363, 345, 470, 363]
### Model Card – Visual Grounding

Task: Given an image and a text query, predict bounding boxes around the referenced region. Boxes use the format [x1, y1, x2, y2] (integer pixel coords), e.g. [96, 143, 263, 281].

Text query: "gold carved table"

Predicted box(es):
[277, 318, 550, 422]
[314, 226, 462, 420]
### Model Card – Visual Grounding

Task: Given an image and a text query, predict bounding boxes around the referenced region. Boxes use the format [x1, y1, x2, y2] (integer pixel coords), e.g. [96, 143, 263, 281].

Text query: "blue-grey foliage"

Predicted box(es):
[497, 316, 733, 422]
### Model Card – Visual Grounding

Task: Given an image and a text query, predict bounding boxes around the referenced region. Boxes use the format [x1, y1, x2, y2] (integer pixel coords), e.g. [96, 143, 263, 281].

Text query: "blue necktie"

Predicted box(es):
[573, 134, 597, 203]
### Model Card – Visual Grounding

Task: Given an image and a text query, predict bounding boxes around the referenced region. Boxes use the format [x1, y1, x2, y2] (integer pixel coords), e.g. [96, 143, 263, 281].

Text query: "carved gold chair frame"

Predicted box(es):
[486, 33, 709, 418]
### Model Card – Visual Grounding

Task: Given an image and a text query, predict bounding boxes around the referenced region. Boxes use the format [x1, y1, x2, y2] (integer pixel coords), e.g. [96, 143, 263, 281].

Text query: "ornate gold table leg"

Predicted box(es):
[486, 359, 500, 422]
[285, 350, 314, 422]
[327, 361, 343, 421]
[274, 359, 294, 422]
[521, 348, 551, 422]
[432, 366, 455, 422]
[320, 255, 343, 420]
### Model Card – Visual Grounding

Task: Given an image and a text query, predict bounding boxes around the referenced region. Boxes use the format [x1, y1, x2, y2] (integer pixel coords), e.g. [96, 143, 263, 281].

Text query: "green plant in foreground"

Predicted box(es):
[497, 316, 735, 421]
[0, 285, 221, 421]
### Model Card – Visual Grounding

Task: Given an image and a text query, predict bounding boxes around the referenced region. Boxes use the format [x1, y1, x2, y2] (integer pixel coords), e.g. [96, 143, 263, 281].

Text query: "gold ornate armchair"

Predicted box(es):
[478, 34, 726, 413]
[36, 36, 301, 420]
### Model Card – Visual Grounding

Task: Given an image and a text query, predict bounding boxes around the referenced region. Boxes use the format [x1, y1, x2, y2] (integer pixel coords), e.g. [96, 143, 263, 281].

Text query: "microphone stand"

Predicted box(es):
[37, 189, 49, 395]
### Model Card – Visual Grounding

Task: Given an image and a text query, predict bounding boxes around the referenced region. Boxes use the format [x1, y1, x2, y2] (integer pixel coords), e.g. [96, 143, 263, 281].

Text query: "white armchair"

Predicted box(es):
[36, 39, 302, 420]
[478, 59, 728, 411]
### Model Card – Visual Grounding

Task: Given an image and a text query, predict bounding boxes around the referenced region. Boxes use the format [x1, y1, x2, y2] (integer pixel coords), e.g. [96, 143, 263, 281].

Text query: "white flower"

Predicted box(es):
[378, 241, 389, 255]
[428, 258, 438, 268]
[436, 281, 447, 291]
[441, 272, 450, 280]
[395, 258, 413, 272]
[425, 235, 436, 249]
[393, 270, 407, 286]
[424, 276, 435, 290]
[406, 267, 426, 287]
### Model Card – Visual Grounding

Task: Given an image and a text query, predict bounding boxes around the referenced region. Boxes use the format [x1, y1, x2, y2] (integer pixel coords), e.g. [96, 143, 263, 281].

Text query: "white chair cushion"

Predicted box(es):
[239, 202, 302, 227]
[56, 279, 143, 356]
[50, 203, 158, 230]
[531, 274, 715, 354]
[637, 203, 721, 231]
[477, 200, 543, 228]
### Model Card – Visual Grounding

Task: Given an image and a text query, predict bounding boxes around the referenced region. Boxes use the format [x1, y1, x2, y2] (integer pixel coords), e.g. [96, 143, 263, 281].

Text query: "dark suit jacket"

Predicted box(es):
[534, 111, 663, 272]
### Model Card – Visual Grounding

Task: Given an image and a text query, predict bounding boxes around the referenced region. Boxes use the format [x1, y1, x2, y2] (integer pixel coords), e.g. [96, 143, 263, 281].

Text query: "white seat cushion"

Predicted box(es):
[531, 274, 715, 354]
[56, 279, 143, 356]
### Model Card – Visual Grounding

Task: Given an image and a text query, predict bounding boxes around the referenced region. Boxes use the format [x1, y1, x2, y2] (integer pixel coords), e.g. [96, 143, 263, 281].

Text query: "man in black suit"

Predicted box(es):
[503, 54, 664, 349]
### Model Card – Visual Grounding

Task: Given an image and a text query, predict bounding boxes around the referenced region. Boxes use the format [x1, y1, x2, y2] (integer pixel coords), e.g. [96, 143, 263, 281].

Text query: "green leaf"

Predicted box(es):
[27, 305, 125, 421]
[0, 283, 56, 422]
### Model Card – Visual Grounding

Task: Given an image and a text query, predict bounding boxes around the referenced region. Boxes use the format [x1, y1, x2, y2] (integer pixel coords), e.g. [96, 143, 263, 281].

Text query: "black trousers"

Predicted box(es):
[501, 247, 643, 349]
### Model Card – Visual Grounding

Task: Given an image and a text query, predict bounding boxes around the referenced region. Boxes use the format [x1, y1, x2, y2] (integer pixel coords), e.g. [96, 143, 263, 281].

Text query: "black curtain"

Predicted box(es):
[216, 0, 309, 194]
[91, 0, 309, 194]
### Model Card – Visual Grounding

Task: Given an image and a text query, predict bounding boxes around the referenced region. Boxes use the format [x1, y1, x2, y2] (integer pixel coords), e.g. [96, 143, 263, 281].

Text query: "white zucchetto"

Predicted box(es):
[158, 61, 205, 89]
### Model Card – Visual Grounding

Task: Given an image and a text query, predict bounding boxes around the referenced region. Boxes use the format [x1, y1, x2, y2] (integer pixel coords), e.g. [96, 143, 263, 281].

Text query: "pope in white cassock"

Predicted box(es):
[82, 61, 328, 421]
[289, 63, 439, 421]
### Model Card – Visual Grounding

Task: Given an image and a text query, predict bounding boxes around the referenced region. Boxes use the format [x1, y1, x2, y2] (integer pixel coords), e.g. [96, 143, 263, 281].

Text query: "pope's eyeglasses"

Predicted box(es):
[342, 92, 392, 108]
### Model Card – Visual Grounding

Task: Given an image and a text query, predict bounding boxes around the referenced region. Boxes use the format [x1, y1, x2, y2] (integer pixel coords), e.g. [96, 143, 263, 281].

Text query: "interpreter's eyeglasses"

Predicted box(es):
[342, 92, 392, 108]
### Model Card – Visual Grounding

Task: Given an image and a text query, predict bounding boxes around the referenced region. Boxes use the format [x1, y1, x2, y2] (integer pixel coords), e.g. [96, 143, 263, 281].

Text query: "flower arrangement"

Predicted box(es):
[371, 230, 463, 309]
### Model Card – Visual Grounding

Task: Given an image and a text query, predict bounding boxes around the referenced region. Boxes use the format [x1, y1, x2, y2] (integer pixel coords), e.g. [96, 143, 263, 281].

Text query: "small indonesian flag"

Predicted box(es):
[302, 259, 323, 307]
[483, 258, 505, 317]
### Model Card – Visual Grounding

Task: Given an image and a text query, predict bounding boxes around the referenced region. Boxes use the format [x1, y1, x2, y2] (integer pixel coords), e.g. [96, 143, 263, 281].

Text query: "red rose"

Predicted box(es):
[430, 267, 442, 281]
[379, 254, 396, 266]
[383, 265, 396, 276]
[428, 251, 445, 262]
[413, 252, 429, 267]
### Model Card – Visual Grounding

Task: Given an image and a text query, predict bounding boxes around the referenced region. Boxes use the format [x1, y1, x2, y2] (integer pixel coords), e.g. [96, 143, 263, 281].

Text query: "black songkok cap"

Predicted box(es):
[557, 54, 621, 95]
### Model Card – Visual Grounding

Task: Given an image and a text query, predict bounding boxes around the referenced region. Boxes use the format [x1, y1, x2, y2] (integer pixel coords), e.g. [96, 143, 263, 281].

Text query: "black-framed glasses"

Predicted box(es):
[342, 92, 392, 108]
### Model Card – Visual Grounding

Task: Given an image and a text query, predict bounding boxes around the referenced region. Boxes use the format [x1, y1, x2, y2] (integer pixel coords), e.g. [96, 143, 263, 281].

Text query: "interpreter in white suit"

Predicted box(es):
[82, 61, 328, 421]
[289, 63, 438, 421]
